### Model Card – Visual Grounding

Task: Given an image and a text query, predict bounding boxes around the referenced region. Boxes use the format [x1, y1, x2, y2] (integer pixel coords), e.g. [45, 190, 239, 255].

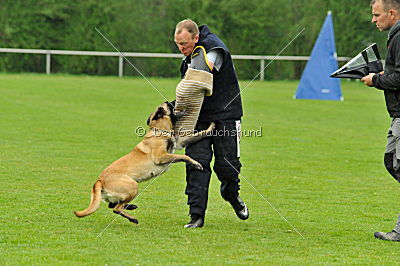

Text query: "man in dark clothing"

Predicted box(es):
[174, 19, 248, 228]
[362, 0, 400, 241]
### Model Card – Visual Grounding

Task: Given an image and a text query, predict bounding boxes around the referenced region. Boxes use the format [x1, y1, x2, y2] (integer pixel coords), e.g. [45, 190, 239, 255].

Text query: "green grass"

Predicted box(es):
[1, 73, 399, 264]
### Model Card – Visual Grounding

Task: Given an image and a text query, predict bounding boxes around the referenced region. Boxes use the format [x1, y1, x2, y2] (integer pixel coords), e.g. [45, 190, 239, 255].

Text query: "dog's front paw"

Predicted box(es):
[193, 161, 204, 171]
[125, 204, 138, 210]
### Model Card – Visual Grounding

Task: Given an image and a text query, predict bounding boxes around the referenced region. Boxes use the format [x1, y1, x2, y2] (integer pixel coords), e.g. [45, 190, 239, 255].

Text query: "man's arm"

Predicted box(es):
[372, 70, 400, 90]
[361, 73, 376, 87]
[206, 49, 224, 71]
[362, 37, 400, 90]
[190, 47, 224, 72]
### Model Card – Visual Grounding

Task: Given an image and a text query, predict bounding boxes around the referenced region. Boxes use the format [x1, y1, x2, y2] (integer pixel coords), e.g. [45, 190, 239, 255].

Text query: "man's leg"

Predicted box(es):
[394, 216, 400, 233]
[212, 119, 248, 220]
[184, 122, 213, 228]
[375, 118, 400, 241]
[384, 152, 397, 181]
[384, 118, 400, 182]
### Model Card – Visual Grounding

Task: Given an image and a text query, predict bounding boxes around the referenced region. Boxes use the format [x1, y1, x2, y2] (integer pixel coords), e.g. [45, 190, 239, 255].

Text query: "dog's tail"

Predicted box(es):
[74, 180, 103, 218]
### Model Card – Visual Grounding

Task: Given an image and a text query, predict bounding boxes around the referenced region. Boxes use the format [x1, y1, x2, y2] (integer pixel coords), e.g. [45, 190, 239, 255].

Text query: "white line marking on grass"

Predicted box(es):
[224, 27, 306, 110]
[224, 157, 305, 239]
[95, 27, 172, 107]
[96, 161, 174, 238]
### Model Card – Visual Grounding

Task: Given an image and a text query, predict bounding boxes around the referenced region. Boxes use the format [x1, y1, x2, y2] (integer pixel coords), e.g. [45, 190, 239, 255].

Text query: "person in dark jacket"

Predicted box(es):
[173, 19, 248, 228]
[362, 0, 400, 241]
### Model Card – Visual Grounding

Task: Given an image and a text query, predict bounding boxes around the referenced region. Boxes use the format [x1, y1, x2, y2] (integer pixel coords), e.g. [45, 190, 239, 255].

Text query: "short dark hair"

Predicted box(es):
[371, 0, 400, 11]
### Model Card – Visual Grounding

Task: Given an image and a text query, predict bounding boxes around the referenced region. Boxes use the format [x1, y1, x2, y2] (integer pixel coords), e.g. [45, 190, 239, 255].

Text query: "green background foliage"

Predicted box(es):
[0, 0, 389, 79]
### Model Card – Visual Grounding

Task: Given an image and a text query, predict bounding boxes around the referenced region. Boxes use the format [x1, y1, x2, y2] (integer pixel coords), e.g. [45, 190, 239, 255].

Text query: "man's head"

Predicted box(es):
[371, 0, 400, 31]
[174, 19, 199, 56]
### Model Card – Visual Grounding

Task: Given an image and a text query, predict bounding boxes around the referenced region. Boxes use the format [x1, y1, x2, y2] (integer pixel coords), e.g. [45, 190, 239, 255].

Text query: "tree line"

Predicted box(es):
[0, 0, 388, 80]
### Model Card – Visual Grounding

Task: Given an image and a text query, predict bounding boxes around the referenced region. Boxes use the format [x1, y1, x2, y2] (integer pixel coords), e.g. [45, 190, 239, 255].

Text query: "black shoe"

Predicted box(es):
[229, 196, 249, 220]
[184, 215, 204, 228]
[374, 230, 400, 241]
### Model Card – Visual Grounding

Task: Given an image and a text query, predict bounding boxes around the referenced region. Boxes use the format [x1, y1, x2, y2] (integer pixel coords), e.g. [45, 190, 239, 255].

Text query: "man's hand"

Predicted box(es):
[361, 73, 376, 87]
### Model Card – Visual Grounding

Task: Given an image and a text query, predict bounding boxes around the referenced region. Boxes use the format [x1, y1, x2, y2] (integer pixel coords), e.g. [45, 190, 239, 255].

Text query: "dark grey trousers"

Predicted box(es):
[384, 118, 400, 232]
[384, 118, 400, 182]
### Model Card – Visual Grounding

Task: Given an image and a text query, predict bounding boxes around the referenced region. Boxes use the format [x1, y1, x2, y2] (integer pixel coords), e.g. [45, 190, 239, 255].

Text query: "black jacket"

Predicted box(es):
[373, 21, 400, 117]
[180, 25, 243, 122]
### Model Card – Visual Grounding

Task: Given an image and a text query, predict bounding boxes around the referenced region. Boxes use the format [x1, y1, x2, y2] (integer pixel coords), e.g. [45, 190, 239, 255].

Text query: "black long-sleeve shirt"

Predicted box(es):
[373, 21, 400, 117]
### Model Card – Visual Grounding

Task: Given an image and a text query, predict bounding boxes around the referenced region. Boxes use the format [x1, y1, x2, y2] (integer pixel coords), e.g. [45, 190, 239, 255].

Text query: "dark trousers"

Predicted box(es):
[384, 118, 400, 182]
[185, 119, 242, 216]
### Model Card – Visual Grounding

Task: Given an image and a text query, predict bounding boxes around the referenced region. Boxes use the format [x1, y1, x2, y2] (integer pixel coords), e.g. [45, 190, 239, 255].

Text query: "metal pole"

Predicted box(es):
[119, 56, 123, 77]
[46, 51, 51, 74]
[260, 59, 265, 81]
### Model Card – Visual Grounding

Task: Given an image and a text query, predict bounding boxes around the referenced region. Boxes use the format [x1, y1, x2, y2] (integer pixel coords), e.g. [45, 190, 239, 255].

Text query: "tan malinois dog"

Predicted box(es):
[74, 102, 214, 224]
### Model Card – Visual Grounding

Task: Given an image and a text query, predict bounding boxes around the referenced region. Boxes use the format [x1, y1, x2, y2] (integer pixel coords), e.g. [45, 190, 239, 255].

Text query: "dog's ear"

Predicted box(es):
[146, 115, 151, 125]
[152, 107, 165, 121]
[166, 101, 175, 110]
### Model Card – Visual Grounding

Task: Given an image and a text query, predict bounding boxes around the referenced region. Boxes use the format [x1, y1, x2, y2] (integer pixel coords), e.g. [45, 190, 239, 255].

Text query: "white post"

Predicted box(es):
[46, 51, 51, 74]
[119, 56, 123, 77]
[260, 59, 265, 81]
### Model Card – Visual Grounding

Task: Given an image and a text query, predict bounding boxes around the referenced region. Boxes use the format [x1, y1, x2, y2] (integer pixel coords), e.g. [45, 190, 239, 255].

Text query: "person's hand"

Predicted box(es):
[361, 73, 375, 87]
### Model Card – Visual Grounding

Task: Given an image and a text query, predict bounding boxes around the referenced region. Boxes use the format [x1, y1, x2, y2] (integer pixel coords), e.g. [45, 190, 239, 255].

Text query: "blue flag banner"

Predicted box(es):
[295, 11, 343, 101]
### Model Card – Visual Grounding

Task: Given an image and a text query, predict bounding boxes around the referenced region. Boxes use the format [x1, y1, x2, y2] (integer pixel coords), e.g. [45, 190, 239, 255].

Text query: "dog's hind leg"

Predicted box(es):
[108, 202, 117, 208]
[124, 204, 138, 210]
[107, 177, 139, 223]
[113, 203, 138, 224]
[108, 202, 137, 210]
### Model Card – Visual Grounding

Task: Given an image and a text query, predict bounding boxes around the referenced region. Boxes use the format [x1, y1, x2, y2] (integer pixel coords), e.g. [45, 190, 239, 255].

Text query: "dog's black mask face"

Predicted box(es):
[147, 102, 173, 126]
[153, 107, 166, 120]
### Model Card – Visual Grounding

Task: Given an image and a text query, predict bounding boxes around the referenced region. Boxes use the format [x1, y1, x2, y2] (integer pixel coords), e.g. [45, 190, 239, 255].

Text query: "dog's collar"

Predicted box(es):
[151, 127, 174, 137]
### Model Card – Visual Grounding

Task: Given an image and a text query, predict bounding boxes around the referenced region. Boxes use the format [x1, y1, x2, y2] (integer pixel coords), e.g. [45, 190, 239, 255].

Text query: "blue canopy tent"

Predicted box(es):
[294, 11, 343, 101]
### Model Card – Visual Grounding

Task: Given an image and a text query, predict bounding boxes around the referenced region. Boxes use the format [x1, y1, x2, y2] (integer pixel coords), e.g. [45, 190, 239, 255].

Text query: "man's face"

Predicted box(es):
[372, 0, 395, 31]
[174, 29, 199, 56]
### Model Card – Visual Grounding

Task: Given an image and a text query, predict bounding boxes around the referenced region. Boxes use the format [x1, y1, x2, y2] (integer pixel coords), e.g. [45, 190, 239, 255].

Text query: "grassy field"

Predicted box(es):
[1, 73, 400, 264]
